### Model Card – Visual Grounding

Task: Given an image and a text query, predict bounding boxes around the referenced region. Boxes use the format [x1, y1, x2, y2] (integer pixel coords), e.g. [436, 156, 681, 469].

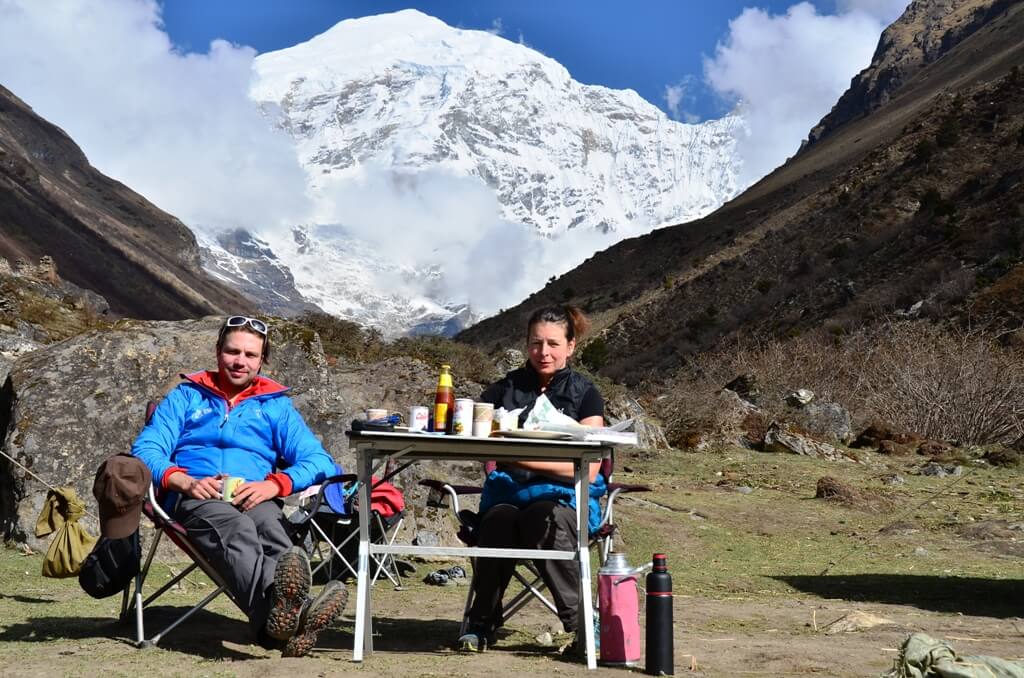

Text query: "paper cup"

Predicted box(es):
[472, 402, 494, 437]
[409, 406, 429, 432]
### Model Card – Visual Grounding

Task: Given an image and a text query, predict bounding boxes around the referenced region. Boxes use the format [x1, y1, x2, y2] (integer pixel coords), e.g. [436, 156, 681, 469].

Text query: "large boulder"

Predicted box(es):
[0, 317, 477, 551]
[795, 400, 855, 444]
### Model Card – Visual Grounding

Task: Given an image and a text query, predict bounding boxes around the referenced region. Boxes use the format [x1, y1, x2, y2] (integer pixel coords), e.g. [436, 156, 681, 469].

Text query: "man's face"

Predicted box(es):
[216, 330, 264, 393]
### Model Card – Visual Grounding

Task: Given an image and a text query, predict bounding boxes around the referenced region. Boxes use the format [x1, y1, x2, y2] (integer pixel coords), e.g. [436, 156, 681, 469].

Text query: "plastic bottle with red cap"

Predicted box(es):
[645, 552, 674, 675]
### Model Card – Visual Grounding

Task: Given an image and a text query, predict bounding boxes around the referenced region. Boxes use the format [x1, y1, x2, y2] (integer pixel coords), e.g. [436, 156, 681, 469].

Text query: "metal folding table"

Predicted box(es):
[345, 429, 611, 669]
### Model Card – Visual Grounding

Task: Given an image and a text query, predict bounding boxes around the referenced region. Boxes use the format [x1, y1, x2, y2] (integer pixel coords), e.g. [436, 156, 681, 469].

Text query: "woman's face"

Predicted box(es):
[527, 321, 575, 383]
[216, 330, 264, 395]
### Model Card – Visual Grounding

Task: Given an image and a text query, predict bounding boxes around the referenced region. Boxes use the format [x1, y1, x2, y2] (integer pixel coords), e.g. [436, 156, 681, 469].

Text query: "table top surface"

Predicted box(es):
[345, 429, 609, 459]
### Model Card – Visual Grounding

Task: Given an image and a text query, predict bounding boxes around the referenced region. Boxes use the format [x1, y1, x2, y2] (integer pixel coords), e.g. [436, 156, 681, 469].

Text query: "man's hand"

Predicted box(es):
[231, 480, 280, 511]
[166, 471, 222, 500]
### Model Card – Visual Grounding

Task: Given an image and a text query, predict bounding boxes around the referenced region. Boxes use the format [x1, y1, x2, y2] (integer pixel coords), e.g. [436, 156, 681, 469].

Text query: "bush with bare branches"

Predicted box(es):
[656, 321, 1024, 446]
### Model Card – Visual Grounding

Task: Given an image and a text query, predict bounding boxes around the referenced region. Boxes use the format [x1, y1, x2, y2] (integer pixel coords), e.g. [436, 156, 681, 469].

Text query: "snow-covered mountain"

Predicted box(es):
[201, 9, 746, 335]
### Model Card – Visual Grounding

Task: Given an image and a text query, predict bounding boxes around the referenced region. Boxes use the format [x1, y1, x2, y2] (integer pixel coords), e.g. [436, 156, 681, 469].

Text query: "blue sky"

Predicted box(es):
[161, 0, 854, 121]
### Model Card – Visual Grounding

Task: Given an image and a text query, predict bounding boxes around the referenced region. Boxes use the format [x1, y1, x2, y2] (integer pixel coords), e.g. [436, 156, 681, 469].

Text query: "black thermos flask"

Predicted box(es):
[645, 553, 674, 675]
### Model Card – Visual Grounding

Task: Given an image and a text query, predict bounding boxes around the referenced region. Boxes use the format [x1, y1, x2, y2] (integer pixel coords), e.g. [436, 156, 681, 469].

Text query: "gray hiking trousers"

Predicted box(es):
[467, 500, 580, 633]
[175, 497, 292, 636]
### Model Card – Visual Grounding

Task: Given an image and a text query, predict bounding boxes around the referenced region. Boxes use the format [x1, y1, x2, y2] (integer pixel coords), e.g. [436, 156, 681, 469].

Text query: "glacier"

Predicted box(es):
[200, 9, 745, 335]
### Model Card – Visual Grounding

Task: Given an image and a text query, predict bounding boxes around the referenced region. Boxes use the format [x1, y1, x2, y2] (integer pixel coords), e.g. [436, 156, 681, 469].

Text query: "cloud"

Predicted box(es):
[488, 17, 504, 35]
[663, 76, 701, 124]
[837, 0, 911, 23]
[312, 164, 636, 315]
[704, 1, 909, 183]
[0, 0, 311, 233]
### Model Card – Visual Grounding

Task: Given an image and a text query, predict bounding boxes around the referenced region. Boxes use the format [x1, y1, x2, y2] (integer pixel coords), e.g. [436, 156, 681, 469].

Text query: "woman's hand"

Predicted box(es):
[231, 480, 280, 511]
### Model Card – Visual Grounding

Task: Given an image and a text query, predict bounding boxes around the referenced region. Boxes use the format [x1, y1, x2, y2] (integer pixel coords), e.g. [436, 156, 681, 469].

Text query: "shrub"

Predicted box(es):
[936, 113, 961, 148]
[918, 188, 955, 217]
[655, 321, 1024, 446]
[297, 311, 383, 362]
[579, 336, 609, 371]
[912, 139, 936, 165]
[385, 335, 498, 385]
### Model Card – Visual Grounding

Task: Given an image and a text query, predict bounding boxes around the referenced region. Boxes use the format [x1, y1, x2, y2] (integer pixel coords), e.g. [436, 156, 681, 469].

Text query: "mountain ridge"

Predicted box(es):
[194, 9, 746, 335]
[458, 0, 1024, 385]
[0, 84, 244, 319]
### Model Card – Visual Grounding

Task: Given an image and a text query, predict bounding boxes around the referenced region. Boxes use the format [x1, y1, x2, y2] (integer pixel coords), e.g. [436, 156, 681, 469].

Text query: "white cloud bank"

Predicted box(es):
[0, 0, 311, 232]
[703, 0, 910, 183]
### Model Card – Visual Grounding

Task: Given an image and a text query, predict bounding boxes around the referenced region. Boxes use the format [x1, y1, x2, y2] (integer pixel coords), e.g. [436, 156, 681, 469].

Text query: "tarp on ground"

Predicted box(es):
[884, 633, 1024, 678]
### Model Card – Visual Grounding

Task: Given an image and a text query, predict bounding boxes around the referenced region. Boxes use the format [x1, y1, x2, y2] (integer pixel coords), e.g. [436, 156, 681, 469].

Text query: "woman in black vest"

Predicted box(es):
[458, 305, 604, 652]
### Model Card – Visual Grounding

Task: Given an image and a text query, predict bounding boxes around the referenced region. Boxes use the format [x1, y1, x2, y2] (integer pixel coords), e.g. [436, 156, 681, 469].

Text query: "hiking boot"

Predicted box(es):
[282, 580, 349, 658]
[265, 546, 312, 641]
[457, 625, 495, 652]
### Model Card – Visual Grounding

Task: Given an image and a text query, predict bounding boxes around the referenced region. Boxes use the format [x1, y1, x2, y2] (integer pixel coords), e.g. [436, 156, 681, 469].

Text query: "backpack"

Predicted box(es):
[78, 529, 141, 599]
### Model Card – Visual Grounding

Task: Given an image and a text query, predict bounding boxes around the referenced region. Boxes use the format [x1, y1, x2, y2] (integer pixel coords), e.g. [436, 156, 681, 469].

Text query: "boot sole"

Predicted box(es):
[265, 548, 311, 641]
[282, 583, 349, 657]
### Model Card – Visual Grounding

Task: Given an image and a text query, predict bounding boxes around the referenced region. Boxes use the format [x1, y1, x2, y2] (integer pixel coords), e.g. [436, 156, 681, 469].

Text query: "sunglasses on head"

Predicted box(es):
[223, 315, 268, 335]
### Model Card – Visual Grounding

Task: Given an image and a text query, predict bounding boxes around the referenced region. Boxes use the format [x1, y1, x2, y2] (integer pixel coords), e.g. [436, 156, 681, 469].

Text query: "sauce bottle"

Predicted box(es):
[433, 364, 455, 434]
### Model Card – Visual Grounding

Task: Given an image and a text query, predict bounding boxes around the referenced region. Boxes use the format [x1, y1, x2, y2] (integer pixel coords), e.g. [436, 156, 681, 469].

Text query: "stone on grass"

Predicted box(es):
[764, 422, 854, 462]
[822, 610, 896, 635]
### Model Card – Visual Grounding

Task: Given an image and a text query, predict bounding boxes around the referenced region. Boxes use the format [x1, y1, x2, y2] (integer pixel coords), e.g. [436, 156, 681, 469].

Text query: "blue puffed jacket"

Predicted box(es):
[131, 371, 335, 496]
[479, 471, 607, 536]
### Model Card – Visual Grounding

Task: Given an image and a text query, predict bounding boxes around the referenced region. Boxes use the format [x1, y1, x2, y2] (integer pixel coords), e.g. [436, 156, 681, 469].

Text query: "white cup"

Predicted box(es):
[472, 402, 494, 437]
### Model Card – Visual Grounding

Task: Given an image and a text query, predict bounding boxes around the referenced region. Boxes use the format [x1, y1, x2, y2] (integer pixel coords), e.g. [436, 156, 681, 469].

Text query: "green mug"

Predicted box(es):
[222, 476, 244, 502]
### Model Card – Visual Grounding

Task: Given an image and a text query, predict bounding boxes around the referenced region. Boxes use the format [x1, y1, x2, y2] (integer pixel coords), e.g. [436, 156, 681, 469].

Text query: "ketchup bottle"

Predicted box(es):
[433, 364, 455, 434]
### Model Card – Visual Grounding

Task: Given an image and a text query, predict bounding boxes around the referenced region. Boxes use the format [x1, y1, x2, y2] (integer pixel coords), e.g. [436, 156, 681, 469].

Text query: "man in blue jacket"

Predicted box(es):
[133, 315, 345, 657]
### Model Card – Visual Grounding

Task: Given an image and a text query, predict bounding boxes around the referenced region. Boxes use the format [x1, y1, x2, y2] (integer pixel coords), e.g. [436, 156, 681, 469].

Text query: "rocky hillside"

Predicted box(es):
[0, 85, 243, 319]
[459, 0, 1024, 386]
[806, 0, 1018, 147]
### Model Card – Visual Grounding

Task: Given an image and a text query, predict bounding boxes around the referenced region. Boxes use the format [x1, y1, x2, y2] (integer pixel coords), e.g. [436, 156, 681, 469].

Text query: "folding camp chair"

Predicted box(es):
[120, 484, 241, 647]
[419, 451, 649, 634]
[286, 472, 407, 590]
[119, 401, 243, 647]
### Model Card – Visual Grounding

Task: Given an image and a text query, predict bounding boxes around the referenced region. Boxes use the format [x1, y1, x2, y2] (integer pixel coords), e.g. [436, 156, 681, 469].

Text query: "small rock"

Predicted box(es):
[921, 462, 962, 478]
[535, 631, 553, 646]
[822, 610, 895, 634]
[785, 389, 815, 407]
[736, 486, 753, 495]
[917, 439, 953, 458]
[913, 547, 929, 557]
[724, 373, 760, 403]
[881, 473, 905, 486]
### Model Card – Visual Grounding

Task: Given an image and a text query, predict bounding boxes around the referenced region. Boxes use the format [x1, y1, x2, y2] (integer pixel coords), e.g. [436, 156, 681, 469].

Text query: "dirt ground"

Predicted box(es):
[2, 446, 1022, 677]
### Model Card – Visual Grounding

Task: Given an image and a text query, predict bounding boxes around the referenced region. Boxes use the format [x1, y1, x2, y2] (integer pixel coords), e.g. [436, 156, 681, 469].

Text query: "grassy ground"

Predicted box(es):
[1, 445, 1021, 677]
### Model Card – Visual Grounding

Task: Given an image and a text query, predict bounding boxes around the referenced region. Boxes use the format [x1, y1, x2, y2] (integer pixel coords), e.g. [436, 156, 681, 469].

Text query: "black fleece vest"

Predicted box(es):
[482, 365, 593, 425]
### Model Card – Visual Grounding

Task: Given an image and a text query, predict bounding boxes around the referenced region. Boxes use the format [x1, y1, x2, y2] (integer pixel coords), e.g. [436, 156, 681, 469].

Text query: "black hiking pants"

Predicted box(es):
[467, 500, 580, 634]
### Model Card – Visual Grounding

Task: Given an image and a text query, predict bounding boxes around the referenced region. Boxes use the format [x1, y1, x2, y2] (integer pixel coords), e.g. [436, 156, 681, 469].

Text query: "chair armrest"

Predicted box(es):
[418, 479, 482, 523]
[303, 473, 358, 516]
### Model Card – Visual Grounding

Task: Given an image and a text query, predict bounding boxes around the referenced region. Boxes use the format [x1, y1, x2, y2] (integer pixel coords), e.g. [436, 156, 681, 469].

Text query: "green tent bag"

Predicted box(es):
[34, 487, 97, 578]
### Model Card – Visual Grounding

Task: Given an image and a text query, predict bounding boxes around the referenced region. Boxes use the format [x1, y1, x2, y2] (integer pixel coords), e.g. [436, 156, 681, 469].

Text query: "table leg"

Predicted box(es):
[576, 456, 597, 669]
[352, 447, 374, 660]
